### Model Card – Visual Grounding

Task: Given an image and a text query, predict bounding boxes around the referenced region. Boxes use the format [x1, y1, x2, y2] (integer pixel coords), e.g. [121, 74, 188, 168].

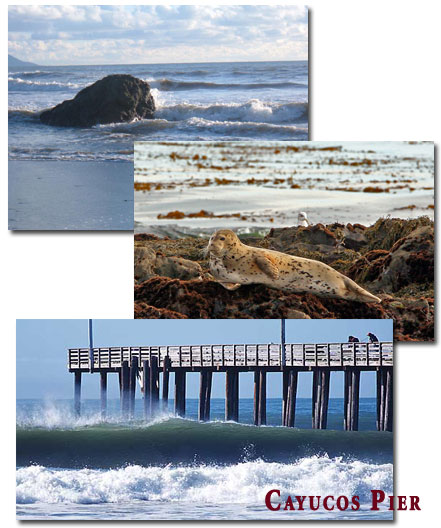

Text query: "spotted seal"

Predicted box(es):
[206, 229, 381, 303]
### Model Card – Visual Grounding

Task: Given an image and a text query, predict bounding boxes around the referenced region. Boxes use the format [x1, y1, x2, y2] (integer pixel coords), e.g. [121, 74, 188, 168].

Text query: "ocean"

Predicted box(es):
[134, 140, 434, 235]
[17, 398, 393, 520]
[8, 61, 308, 162]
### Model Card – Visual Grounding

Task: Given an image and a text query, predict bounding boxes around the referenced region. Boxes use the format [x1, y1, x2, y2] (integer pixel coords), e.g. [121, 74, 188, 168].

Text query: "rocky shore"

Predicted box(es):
[134, 218, 434, 341]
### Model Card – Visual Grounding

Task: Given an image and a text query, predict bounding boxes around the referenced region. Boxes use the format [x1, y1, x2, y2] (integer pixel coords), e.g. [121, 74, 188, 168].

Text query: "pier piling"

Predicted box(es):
[129, 356, 138, 419]
[120, 360, 130, 418]
[100, 372, 107, 419]
[68, 341, 393, 431]
[199, 370, 212, 421]
[377, 367, 393, 431]
[149, 355, 160, 418]
[285, 369, 298, 427]
[312, 368, 330, 429]
[175, 370, 186, 417]
[74, 371, 81, 417]
[253, 370, 260, 425]
[225, 370, 239, 421]
[257, 370, 266, 426]
[344, 368, 360, 431]
[142, 359, 150, 420]
[162, 356, 171, 411]
[385, 368, 393, 432]
[282, 371, 289, 426]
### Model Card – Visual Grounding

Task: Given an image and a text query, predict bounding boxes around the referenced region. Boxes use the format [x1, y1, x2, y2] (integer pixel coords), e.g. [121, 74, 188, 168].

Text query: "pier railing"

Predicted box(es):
[68, 342, 393, 371]
[68, 341, 393, 432]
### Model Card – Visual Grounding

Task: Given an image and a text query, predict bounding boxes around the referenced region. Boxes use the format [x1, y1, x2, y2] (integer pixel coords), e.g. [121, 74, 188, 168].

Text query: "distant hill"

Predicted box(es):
[8, 54, 39, 69]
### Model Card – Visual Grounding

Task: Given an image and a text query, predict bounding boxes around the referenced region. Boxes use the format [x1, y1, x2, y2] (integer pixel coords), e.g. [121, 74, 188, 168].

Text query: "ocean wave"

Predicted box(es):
[8, 109, 41, 121]
[148, 78, 306, 91]
[16, 458, 393, 505]
[8, 76, 81, 90]
[9, 97, 307, 132]
[95, 117, 306, 140]
[17, 418, 392, 468]
[183, 117, 307, 138]
[155, 100, 308, 124]
[8, 70, 53, 77]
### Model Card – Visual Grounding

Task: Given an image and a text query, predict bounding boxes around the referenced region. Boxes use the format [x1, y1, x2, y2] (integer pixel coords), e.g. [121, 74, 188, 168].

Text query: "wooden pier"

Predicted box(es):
[68, 342, 393, 431]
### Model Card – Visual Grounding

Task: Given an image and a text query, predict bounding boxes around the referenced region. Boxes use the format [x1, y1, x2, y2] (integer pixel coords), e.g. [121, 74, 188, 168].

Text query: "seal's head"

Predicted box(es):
[206, 229, 241, 257]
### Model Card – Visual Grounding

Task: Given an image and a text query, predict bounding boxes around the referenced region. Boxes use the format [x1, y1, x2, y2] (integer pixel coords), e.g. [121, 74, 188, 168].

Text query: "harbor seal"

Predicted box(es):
[206, 229, 381, 303]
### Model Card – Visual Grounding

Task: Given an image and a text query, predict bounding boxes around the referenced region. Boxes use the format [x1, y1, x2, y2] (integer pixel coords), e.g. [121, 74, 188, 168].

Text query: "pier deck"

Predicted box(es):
[68, 342, 393, 371]
[68, 342, 393, 432]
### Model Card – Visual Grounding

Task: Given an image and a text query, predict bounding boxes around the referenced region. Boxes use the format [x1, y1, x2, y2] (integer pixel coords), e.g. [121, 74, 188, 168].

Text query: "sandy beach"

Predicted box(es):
[9, 161, 133, 230]
[134, 141, 434, 236]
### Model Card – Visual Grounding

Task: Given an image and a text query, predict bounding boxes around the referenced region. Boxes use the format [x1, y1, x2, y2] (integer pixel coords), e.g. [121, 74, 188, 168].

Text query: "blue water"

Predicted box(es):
[8, 61, 308, 162]
[16, 398, 392, 520]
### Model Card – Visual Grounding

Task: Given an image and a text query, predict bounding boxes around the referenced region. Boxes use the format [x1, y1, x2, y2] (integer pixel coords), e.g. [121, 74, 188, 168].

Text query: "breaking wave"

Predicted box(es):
[16, 457, 392, 505]
[8, 76, 81, 90]
[17, 417, 392, 468]
[155, 99, 308, 124]
[9, 100, 307, 128]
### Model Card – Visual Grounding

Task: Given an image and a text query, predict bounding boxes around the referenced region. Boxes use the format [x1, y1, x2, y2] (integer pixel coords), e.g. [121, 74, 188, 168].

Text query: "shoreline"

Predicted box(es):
[134, 141, 434, 233]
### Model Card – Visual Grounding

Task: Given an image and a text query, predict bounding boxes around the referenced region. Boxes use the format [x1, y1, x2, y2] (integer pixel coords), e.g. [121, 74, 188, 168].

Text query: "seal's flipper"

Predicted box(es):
[343, 276, 381, 303]
[220, 282, 242, 291]
[254, 254, 280, 280]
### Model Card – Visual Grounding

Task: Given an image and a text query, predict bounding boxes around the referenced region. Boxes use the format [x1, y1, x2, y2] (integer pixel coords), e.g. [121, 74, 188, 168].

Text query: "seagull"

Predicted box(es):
[298, 211, 311, 227]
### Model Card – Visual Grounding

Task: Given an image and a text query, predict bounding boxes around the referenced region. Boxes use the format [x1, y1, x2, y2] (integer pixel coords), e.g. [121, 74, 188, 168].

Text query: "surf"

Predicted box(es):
[16, 457, 393, 505]
[17, 417, 393, 469]
[148, 78, 307, 91]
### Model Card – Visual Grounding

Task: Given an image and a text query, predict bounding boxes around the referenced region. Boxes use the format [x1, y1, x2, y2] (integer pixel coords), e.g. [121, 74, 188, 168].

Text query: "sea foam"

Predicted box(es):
[16, 457, 392, 505]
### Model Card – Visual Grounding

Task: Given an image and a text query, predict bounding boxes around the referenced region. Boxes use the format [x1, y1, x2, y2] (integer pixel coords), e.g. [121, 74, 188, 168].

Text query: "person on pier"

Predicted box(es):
[348, 335, 360, 342]
[367, 332, 379, 343]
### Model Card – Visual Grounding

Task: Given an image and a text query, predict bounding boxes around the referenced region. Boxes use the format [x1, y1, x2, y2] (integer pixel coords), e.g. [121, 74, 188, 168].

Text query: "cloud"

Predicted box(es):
[8, 5, 308, 65]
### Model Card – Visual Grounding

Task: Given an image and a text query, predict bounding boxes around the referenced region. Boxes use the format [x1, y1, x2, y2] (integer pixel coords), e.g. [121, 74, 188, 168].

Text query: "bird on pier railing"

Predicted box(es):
[367, 332, 379, 343]
[348, 335, 360, 343]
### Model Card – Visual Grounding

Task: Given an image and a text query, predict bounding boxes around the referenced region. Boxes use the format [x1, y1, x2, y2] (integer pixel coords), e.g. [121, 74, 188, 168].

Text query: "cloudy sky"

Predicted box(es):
[8, 5, 308, 65]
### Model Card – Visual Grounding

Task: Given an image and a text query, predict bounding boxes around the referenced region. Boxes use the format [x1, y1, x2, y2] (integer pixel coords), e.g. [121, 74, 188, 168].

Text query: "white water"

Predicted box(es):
[17, 458, 392, 508]
[9, 61, 308, 161]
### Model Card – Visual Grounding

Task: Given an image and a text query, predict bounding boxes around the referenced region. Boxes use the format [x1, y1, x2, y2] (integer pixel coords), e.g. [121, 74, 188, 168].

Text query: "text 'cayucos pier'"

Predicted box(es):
[68, 341, 393, 432]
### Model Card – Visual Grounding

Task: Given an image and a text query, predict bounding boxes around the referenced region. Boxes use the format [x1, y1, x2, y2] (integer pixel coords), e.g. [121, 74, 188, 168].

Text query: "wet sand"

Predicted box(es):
[134, 141, 434, 236]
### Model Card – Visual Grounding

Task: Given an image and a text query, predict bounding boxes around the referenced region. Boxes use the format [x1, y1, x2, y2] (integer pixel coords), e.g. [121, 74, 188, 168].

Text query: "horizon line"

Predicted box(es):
[9, 58, 307, 68]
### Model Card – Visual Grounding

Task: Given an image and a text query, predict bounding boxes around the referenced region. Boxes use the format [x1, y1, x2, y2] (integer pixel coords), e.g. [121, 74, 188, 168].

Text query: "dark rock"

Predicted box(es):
[134, 233, 164, 242]
[265, 223, 356, 268]
[348, 225, 434, 294]
[267, 224, 338, 255]
[133, 218, 434, 342]
[347, 250, 391, 284]
[134, 276, 434, 341]
[364, 217, 433, 251]
[372, 225, 434, 292]
[134, 246, 202, 283]
[342, 223, 368, 251]
[40, 74, 155, 127]
[134, 277, 384, 320]
[134, 302, 187, 319]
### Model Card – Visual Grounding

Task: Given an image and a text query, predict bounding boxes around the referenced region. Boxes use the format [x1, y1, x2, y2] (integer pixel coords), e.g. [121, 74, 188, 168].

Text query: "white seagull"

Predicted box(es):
[298, 211, 311, 227]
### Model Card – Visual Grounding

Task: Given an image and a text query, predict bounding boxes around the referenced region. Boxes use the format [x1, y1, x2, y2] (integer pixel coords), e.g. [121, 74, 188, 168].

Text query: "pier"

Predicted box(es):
[68, 342, 393, 431]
